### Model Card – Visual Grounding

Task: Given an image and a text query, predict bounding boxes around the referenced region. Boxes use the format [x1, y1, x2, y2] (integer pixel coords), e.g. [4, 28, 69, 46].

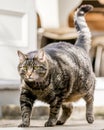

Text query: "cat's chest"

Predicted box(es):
[32, 84, 55, 102]
[33, 89, 43, 99]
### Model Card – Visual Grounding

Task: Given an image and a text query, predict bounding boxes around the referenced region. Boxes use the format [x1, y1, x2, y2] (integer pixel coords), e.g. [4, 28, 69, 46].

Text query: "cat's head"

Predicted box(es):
[17, 49, 49, 82]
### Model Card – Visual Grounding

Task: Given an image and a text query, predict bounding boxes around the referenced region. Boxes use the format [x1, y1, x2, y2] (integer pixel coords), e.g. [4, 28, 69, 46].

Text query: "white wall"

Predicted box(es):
[0, 0, 37, 80]
[35, 0, 82, 28]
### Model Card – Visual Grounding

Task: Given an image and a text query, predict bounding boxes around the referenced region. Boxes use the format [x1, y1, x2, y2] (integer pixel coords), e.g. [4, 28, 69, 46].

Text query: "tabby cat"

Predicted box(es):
[17, 5, 95, 127]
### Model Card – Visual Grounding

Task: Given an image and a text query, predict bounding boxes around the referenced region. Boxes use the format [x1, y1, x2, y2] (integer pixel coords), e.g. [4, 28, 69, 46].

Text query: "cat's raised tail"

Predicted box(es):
[74, 4, 93, 53]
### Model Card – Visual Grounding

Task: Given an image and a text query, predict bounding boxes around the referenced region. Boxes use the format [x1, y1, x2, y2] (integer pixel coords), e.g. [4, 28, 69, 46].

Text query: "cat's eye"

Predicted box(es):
[33, 66, 39, 70]
[23, 66, 28, 70]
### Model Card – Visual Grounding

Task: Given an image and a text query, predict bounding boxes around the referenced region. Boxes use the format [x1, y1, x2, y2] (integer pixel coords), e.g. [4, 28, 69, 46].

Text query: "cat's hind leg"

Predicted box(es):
[56, 102, 73, 125]
[84, 93, 94, 124]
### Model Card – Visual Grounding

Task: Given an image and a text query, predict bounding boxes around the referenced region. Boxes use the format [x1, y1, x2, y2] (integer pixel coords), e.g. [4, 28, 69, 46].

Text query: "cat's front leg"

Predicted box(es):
[45, 98, 62, 127]
[18, 88, 36, 127]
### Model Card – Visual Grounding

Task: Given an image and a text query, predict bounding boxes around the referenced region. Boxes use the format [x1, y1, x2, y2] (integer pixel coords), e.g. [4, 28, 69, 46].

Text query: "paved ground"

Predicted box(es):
[0, 119, 104, 130]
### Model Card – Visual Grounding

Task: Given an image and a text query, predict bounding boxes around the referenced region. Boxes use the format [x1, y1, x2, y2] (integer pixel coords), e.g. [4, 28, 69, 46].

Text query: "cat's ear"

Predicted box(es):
[37, 49, 46, 62]
[17, 50, 26, 62]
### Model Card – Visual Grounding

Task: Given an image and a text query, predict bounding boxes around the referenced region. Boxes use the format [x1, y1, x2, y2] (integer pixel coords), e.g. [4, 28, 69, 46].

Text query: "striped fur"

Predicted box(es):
[74, 4, 93, 53]
[18, 5, 95, 127]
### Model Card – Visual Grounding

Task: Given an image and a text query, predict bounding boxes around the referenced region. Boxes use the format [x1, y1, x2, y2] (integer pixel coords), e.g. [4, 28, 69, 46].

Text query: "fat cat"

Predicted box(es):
[17, 5, 95, 127]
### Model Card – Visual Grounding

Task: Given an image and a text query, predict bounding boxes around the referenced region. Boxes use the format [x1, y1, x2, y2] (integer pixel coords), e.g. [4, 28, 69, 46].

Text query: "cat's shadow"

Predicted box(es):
[30, 123, 88, 128]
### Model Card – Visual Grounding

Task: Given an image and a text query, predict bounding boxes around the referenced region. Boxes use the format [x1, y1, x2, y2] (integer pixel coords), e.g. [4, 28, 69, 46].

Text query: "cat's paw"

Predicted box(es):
[44, 121, 55, 127]
[86, 115, 94, 124]
[18, 123, 29, 127]
[56, 120, 64, 125]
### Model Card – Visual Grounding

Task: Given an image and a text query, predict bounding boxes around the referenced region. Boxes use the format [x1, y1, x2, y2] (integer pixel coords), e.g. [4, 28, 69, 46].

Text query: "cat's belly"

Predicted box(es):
[64, 92, 86, 102]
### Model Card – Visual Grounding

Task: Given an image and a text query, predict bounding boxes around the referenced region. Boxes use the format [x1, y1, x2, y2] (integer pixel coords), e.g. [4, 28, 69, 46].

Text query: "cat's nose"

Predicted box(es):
[26, 69, 33, 78]
[26, 73, 31, 78]
[28, 71, 32, 76]
[26, 73, 32, 79]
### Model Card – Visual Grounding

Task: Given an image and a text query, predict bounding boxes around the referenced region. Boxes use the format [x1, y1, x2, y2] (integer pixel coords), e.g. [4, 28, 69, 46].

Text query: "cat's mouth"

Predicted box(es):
[24, 77, 34, 82]
[25, 79, 33, 82]
[24, 75, 40, 82]
[24, 76, 44, 83]
[28, 78, 34, 82]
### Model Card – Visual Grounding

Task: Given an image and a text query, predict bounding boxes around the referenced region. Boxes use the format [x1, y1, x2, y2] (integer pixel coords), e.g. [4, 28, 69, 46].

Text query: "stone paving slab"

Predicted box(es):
[0, 119, 104, 130]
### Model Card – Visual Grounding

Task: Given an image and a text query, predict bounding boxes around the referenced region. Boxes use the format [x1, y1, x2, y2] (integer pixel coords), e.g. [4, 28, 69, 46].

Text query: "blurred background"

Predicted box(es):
[0, 0, 104, 121]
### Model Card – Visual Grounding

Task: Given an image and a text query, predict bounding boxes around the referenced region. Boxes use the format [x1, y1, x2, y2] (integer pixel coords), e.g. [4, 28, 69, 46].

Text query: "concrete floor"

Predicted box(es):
[0, 119, 104, 130]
